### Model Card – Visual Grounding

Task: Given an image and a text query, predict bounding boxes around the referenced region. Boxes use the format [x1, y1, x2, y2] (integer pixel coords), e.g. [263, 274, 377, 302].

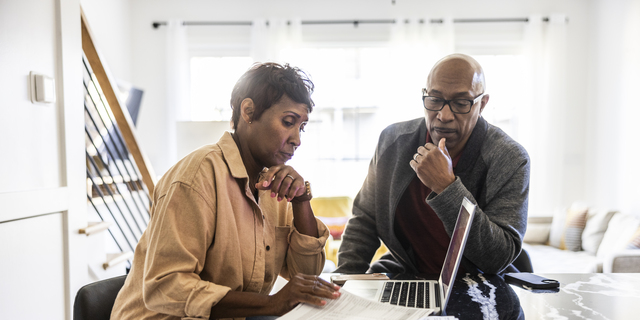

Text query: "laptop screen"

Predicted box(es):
[438, 197, 476, 311]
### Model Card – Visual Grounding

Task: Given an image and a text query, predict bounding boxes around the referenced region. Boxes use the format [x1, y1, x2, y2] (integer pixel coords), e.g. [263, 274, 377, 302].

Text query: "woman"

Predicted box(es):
[111, 63, 340, 320]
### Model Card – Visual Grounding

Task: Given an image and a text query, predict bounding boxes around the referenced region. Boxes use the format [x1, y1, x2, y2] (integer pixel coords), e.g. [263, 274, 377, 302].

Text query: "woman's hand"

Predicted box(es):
[268, 274, 341, 316]
[256, 165, 318, 236]
[256, 165, 307, 202]
[209, 274, 339, 318]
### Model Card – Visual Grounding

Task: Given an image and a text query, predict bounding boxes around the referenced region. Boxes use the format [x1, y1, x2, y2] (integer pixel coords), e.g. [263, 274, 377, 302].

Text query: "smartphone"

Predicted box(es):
[504, 272, 559, 289]
[330, 273, 390, 285]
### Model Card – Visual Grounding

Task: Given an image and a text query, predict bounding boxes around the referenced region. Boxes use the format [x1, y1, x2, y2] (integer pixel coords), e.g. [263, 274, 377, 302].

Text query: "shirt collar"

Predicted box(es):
[217, 131, 249, 180]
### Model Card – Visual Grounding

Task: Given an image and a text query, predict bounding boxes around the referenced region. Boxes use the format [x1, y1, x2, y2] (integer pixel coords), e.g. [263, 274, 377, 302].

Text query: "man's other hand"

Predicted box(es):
[410, 138, 456, 194]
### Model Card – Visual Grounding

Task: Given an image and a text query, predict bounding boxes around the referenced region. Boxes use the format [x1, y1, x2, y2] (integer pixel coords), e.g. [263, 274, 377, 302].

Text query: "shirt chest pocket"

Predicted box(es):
[272, 226, 291, 273]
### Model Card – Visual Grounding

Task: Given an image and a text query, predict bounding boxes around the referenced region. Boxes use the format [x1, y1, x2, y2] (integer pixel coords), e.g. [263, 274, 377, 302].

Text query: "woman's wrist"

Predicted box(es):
[290, 194, 319, 238]
[291, 181, 312, 203]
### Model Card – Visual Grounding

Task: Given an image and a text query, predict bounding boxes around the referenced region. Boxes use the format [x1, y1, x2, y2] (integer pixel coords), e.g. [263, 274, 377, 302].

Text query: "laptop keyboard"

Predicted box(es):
[379, 281, 431, 308]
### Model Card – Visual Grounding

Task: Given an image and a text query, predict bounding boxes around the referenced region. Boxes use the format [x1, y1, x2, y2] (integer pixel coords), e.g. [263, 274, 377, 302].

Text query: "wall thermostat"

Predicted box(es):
[29, 71, 56, 104]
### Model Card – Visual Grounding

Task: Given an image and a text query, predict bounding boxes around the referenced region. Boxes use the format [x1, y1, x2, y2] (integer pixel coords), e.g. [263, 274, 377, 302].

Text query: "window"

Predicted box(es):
[472, 54, 527, 140]
[288, 47, 388, 162]
[186, 48, 528, 199]
[189, 56, 253, 121]
[284, 46, 425, 197]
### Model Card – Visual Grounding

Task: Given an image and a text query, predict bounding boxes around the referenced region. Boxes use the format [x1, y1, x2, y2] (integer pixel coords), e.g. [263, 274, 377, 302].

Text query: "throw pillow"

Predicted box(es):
[597, 212, 640, 261]
[548, 202, 588, 250]
[523, 216, 553, 244]
[582, 209, 617, 254]
[562, 207, 589, 251]
[548, 207, 568, 248]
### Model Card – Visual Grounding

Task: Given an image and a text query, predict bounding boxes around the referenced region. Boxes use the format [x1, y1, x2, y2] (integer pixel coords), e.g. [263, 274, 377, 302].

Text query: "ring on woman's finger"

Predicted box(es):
[413, 153, 420, 161]
[285, 174, 295, 181]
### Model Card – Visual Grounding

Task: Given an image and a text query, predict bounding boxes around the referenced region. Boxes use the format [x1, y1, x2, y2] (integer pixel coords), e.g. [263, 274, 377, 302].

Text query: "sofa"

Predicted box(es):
[523, 203, 640, 273]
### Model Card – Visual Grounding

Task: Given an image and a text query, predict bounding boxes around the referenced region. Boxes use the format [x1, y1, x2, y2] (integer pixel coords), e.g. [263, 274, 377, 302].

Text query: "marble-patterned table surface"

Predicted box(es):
[445, 273, 640, 320]
[513, 273, 640, 320]
[322, 272, 640, 319]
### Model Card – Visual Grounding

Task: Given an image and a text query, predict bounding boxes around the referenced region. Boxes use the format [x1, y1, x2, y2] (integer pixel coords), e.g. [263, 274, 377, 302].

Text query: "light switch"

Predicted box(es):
[29, 71, 56, 104]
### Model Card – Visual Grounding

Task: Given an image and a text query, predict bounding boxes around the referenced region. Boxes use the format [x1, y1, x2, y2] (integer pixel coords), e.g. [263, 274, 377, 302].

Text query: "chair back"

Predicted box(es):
[512, 249, 534, 273]
[73, 275, 126, 320]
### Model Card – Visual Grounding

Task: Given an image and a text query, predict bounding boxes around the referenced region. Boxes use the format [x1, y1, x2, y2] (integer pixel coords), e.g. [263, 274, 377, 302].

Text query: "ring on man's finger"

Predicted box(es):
[285, 174, 295, 181]
[413, 153, 420, 161]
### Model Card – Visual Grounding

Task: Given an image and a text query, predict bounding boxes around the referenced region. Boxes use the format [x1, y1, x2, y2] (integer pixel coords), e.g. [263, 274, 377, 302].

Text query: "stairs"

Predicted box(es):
[81, 11, 156, 281]
[84, 222, 132, 281]
[85, 162, 150, 280]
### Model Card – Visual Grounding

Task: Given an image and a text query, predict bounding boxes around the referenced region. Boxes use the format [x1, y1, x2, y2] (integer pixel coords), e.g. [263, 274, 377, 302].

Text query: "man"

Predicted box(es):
[336, 54, 530, 275]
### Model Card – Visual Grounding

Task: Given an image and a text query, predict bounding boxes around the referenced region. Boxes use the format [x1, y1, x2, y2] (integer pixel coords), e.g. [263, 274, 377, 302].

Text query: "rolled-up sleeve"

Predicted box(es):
[281, 217, 329, 278]
[142, 182, 230, 319]
[427, 154, 529, 274]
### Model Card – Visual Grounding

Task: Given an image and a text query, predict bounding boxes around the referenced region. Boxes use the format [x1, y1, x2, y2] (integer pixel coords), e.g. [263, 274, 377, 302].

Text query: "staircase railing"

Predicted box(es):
[81, 10, 156, 271]
[81, 11, 156, 196]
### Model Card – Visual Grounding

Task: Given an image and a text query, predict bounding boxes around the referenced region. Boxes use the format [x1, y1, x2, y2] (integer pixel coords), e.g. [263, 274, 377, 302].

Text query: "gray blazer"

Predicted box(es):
[336, 117, 530, 274]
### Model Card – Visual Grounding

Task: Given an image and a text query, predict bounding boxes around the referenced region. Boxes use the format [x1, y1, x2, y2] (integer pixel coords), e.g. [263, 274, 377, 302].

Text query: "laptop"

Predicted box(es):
[341, 197, 476, 316]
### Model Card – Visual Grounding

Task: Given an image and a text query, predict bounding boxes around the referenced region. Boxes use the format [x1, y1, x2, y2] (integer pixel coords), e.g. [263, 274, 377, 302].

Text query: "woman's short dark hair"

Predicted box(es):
[230, 62, 314, 129]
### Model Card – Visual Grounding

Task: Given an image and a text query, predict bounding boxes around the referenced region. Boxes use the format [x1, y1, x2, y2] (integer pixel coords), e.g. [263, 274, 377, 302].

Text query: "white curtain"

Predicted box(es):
[165, 19, 189, 166]
[618, 1, 640, 215]
[251, 18, 302, 63]
[520, 14, 568, 215]
[387, 17, 455, 123]
[588, 0, 640, 215]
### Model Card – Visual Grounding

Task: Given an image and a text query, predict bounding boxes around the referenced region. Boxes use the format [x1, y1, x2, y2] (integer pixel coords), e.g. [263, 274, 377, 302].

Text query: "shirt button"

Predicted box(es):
[266, 245, 271, 251]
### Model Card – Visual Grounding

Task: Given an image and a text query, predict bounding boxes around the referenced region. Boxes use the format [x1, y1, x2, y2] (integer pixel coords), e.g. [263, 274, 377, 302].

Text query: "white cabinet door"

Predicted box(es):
[0, 213, 66, 319]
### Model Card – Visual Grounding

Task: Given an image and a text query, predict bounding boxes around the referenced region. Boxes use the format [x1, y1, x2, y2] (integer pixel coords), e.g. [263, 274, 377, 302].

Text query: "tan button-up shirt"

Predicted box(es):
[111, 132, 329, 320]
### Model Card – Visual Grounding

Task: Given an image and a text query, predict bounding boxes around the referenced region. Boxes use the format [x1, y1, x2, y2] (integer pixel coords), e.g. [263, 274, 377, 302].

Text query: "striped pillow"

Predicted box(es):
[561, 207, 588, 251]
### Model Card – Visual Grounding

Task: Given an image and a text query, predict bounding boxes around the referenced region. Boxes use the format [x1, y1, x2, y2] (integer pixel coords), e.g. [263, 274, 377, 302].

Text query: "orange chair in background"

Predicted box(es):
[311, 197, 389, 268]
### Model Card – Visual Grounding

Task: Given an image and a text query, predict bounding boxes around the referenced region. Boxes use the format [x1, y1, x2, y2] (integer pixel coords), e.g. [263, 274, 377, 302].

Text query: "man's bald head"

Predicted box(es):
[422, 53, 489, 159]
[426, 54, 486, 95]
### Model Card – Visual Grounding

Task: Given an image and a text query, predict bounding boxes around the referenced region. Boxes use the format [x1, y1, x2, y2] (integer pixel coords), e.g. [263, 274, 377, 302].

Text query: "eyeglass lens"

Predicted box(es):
[423, 97, 472, 113]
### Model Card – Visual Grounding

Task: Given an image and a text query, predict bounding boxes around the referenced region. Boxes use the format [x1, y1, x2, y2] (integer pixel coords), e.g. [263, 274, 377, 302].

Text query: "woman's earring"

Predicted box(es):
[249, 121, 252, 124]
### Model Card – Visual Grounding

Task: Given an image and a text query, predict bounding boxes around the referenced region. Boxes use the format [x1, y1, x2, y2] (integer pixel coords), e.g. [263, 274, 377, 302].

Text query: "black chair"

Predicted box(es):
[512, 248, 533, 273]
[73, 275, 127, 320]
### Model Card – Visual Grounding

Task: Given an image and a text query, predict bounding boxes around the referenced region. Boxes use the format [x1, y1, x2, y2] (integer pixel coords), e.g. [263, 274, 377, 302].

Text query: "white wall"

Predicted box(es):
[586, 0, 640, 215]
[0, 0, 87, 318]
[0, 0, 62, 193]
[80, 0, 133, 82]
[128, 0, 592, 210]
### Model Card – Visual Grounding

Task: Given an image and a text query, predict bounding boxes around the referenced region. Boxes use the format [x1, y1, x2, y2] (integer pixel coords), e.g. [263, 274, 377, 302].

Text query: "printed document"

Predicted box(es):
[278, 289, 434, 320]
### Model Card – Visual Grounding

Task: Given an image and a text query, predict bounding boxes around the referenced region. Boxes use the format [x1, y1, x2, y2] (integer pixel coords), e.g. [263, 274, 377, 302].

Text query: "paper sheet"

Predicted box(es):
[278, 289, 434, 320]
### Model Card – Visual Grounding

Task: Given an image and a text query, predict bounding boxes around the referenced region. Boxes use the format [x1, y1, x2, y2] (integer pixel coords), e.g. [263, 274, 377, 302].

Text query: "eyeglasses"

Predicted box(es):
[421, 88, 485, 114]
